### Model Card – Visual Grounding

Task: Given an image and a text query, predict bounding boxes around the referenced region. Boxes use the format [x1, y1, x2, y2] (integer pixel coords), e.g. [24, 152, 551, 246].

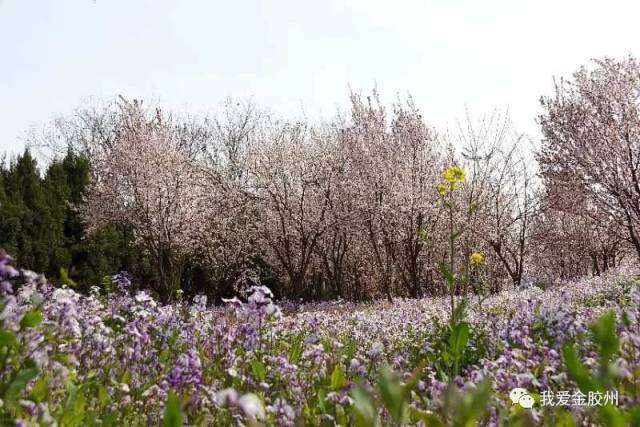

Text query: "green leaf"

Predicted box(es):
[562, 344, 600, 393]
[102, 410, 118, 426]
[4, 367, 39, 410]
[625, 407, 640, 426]
[590, 310, 619, 360]
[443, 379, 492, 427]
[439, 263, 455, 287]
[60, 267, 77, 288]
[20, 309, 42, 328]
[352, 386, 378, 427]
[30, 376, 48, 402]
[0, 329, 16, 347]
[377, 366, 406, 424]
[335, 403, 348, 426]
[162, 391, 183, 427]
[288, 334, 304, 364]
[451, 300, 467, 326]
[251, 358, 267, 382]
[102, 275, 112, 294]
[410, 408, 444, 426]
[120, 370, 131, 385]
[598, 404, 625, 427]
[316, 386, 327, 412]
[330, 364, 347, 390]
[61, 385, 86, 426]
[98, 384, 109, 407]
[462, 379, 492, 422]
[552, 409, 578, 427]
[448, 322, 470, 358]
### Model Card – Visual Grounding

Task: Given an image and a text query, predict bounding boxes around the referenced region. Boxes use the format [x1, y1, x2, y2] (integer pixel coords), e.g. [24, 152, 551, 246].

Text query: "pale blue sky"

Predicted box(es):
[1, 0, 640, 155]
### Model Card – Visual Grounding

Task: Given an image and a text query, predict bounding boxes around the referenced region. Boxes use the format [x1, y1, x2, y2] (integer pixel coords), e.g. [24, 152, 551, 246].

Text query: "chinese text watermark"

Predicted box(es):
[540, 390, 618, 407]
[510, 388, 619, 409]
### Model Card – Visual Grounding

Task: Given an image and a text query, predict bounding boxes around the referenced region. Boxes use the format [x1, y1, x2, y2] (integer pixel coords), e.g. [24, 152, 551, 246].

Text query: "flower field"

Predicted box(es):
[5, 0, 640, 425]
[1, 251, 640, 426]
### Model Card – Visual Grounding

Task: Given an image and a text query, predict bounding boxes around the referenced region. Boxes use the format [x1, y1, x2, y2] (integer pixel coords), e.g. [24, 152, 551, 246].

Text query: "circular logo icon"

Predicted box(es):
[510, 388, 534, 408]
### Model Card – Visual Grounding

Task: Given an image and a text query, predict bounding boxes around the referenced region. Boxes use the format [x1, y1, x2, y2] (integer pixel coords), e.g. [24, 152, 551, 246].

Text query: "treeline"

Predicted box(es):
[2, 56, 637, 303]
[0, 149, 150, 290]
[0, 148, 245, 299]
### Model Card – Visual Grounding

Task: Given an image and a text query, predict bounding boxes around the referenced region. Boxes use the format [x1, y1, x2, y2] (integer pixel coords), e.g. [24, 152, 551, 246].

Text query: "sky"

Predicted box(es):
[1, 0, 640, 155]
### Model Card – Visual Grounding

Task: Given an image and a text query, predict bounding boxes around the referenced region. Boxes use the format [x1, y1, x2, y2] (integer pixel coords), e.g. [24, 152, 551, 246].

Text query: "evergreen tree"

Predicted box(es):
[0, 148, 150, 290]
[0, 150, 54, 272]
[44, 150, 149, 289]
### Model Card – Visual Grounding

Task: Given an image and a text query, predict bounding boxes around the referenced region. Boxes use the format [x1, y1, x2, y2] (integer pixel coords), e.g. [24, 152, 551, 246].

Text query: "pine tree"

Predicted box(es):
[0, 148, 149, 290]
[0, 150, 53, 272]
[44, 150, 149, 289]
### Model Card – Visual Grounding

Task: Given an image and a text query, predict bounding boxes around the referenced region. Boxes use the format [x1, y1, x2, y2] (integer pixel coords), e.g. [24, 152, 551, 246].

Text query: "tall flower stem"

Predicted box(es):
[448, 194, 455, 321]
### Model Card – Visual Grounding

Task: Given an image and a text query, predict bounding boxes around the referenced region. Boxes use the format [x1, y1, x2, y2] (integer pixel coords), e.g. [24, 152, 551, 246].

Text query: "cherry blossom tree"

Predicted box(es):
[539, 56, 640, 260]
[531, 177, 627, 281]
[83, 99, 214, 301]
[340, 91, 445, 299]
[247, 119, 338, 298]
[193, 98, 267, 298]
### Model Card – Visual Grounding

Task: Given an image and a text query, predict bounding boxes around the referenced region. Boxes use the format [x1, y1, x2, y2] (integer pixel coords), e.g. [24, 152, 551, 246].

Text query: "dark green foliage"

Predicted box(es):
[350, 362, 492, 426]
[0, 149, 149, 290]
[413, 379, 492, 427]
[0, 148, 274, 299]
[0, 149, 55, 272]
[425, 311, 489, 381]
[351, 363, 426, 426]
[562, 310, 640, 427]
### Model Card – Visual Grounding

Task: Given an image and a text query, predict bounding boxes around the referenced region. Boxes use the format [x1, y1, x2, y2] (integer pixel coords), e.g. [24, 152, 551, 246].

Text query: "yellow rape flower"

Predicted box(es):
[469, 252, 483, 265]
[435, 183, 447, 196]
[442, 165, 466, 189]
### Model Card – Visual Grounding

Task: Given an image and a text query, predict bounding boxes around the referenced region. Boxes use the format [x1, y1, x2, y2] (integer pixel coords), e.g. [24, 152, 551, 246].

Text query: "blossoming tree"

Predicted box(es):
[83, 99, 214, 301]
[539, 56, 640, 260]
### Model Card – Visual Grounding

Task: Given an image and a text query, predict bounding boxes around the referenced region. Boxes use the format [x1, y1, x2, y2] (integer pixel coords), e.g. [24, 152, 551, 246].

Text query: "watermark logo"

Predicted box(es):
[510, 388, 535, 409]
[540, 390, 618, 407]
[510, 388, 619, 409]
